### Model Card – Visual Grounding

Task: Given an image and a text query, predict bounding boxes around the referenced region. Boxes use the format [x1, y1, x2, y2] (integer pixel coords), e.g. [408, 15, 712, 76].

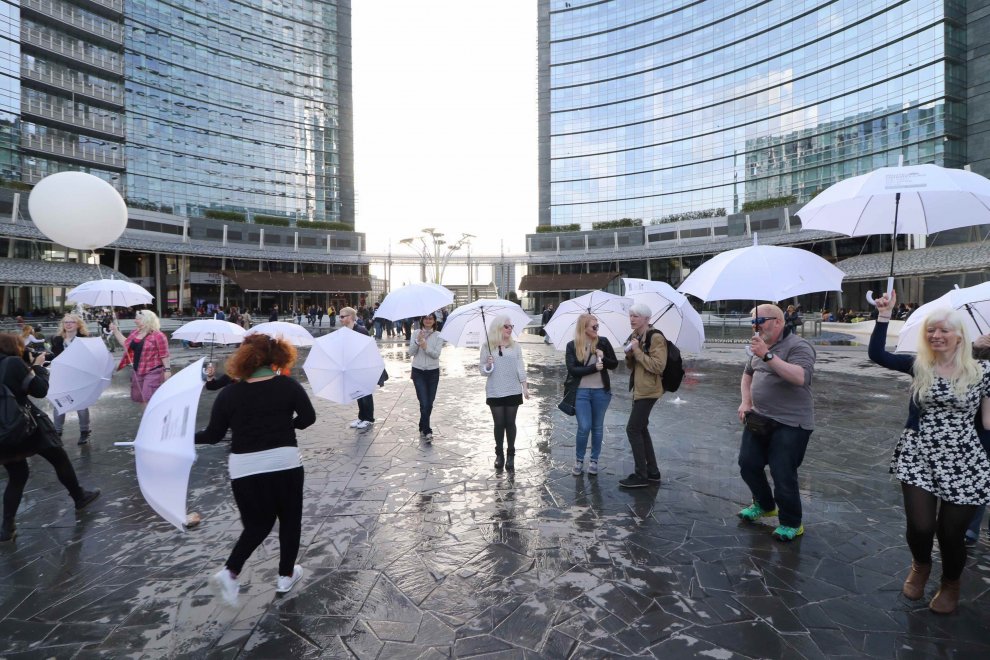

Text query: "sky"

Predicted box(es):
[351, 1, 538, 267]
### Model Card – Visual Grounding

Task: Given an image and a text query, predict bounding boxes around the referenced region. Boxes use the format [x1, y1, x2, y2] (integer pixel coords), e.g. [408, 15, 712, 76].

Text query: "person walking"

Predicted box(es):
[565, 313, 618, 476]
[50, 313, 93, 445]
[196, 334, 315, 605]
[870, 292, 990, 614]
[339, 307, 378, 429]
[110, 310, 172, 407]
[480, 315, 529, 471]
[619, 303, 667, 489]
[409, 313, 444, 442]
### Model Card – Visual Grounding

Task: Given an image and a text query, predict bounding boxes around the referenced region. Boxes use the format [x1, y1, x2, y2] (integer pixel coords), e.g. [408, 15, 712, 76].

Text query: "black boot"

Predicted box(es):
[505, 439, 515, 472]
[494, 440, 505, 470]
[0, 517, 15, 542]
[74, 488, 101, 510]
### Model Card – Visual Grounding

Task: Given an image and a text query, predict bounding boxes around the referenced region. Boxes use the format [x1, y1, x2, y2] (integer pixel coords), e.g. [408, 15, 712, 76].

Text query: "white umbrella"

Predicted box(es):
[440, 299, 532, 350]
[544, 291, 633, 351]
[172, 319, 246, 344]
[375, 283, 454, 321]
[47, 337, 115, 415]
[245, 321, 315, 347]
[678, 238, 844, 303]
[895, 282, 990, 353]
[114, 358, 205, 531]
[623, 278, 705, 353]
[67, 277, 153, 308]
[303, 327, 385, 404]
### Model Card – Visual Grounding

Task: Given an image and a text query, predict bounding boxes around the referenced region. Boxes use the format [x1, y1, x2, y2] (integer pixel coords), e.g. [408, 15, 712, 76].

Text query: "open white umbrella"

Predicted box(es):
[623, 278, 705, 353]
[303, 327, 385, 404]
[375, 283, 454, 321]
[440, 299, 531, 351]
[245, 321, 315, 347]
[47, 337, 115, 415]
[544, 291, 633, 351]
[895, 282, 990, 353]
[67, 277, 153, 308]
[114, 358, 205, 531]
[172, 319, 246, 362]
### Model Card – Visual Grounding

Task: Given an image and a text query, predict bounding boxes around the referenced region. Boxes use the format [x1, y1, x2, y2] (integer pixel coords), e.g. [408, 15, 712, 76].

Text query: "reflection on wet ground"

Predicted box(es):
[1, 338, 988, 658]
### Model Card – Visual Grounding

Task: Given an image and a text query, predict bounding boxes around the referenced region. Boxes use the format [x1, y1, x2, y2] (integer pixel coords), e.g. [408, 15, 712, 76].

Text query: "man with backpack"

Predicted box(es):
[736, 303, 817, 543]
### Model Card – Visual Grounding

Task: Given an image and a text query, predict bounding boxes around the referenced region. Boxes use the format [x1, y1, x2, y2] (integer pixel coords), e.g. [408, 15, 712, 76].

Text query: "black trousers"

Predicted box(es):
[227, 466, 304, 577]
[3, 446, 83, 521]
[625, 398, 659, 478]
[357, 394, 374, 422]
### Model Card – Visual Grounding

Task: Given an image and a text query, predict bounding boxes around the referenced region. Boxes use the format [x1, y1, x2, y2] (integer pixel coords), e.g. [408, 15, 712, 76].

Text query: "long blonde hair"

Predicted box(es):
[573, 313, 597, 363]
[487, 314, 516, 351]
[911, 308, 981, 403]
[58, 313, 89, 338]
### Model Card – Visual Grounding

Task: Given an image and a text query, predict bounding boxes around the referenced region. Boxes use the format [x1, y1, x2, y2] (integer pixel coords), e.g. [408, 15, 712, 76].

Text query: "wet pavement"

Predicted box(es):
[1, 336, 989, 658]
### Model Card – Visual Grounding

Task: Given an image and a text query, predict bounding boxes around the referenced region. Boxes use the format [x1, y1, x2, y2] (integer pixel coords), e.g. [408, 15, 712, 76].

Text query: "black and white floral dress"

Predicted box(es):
[869, 323, 990, 505]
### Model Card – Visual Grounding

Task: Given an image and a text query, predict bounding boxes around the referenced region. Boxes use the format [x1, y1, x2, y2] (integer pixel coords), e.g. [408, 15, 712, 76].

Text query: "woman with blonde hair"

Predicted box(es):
[480, 314, 529, 470]
[564, 313, 618, 476]
[51, 313, 93, 444]
[196, 334, 316, 605]
[870, 291, 990, 614]
[110, 309, 172, 405]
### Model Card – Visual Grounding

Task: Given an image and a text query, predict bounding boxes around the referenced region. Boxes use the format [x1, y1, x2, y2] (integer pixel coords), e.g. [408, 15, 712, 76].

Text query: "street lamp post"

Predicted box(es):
[399, 228, 474, 285]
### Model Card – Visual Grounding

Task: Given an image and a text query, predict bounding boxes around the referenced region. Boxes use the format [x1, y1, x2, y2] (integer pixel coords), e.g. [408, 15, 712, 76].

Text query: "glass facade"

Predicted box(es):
[539, 0, 965, 228]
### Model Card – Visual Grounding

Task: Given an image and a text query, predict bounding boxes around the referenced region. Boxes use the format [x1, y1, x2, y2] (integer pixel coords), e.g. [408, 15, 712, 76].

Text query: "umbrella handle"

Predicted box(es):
[114, 441, 135, 447]
[865, 277, 895, 307]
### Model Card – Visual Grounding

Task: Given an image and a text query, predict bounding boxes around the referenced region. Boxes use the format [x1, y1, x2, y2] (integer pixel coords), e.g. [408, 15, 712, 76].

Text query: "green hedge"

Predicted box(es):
[651, 208, 726, 225]
[0, 179, 33, 191]
[535, 223, 581, 233]
[253, 215, 291, 227]
[591, 218, 642, 230]
[304, 220, 353, 231]
[741, 196, 796, 213]
[204, 209, 246, 222]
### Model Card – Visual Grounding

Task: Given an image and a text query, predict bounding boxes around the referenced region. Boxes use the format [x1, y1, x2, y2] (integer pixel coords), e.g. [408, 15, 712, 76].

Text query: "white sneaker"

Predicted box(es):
[348, 419, 362, 428]
[355, 420, 371, 429]
[211, 568, 239, 606]
[276, 565, 303, 594]
[424, 432, 433, 443]
[588, 460, 599, 476]
[571, 461, 584, 476]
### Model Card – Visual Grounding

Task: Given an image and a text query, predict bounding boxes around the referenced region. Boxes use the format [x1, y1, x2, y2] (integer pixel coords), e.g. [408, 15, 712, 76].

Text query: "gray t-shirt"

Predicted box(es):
[743, 332, 816, 430]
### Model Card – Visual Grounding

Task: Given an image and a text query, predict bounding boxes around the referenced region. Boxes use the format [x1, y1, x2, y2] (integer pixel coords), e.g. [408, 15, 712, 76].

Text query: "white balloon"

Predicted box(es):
[28, 172, 128, 250]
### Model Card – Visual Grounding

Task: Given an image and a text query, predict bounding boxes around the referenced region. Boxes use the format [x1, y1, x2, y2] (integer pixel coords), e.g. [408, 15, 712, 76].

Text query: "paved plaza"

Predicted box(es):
[1, 336, 989, 658]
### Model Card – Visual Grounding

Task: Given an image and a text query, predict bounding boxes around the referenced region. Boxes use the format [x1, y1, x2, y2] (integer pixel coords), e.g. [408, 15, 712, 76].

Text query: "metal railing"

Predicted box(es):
[22, 97, 124, 137]
[22, 133, 123, 168]
[21, 65, 123, 106]
[80, 0, 123, 14]
[21, 25, 123, 76]
[21, 167, 124, 193]
[21, 0, 123, 44]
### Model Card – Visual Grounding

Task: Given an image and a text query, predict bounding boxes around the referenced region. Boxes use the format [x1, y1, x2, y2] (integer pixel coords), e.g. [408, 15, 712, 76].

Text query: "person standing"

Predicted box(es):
[196, 335, 316, 605]
[619, 304, 667, 488]
[736, 303, 816, 542]
[565, 313, 618, 476]
[269, 306, 279, 322]
[110, 310, 172, 407]
[870, 292, 990, 614]
[409, 313, 444, 442]
[50, 313, 93, 445]
[480, 315, 529, 471]
[339, 307, 378, 429]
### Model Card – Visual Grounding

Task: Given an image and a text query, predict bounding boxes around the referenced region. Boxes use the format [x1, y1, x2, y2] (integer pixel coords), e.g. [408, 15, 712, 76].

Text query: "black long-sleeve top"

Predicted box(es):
[564, 337, 619, 391]
[1, 354, 48, 403]
[194, 376, 316, 453]
[868, 320, 920, 432]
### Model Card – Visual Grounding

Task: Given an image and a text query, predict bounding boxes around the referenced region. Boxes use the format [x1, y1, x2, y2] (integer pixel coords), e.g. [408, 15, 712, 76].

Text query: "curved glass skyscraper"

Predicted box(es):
[539, 0, 965, 228]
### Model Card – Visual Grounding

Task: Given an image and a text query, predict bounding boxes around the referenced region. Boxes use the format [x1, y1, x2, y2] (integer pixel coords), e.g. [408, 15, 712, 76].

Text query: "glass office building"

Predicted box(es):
[539, 0, 965, 228]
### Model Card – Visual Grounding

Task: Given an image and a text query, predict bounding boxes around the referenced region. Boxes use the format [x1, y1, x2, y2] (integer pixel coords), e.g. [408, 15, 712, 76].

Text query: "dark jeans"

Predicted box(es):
[411, 367, 440, 434]
[738, 423, 812, 528]
[357, 394, 374, 423]
[3, 446, 84, 521]
[625, 398, 659, 478]
[227, 466, 304, 577]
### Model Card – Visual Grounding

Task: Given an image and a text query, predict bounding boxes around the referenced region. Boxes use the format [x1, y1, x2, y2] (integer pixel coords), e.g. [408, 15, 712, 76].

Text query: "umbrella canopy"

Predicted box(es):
[47, 337, 115, 415]
[895, 282, 990, 353]
[303, 327, 385, 404]
[678, 242, 844, 303]
[172, 319, 246, 345]
[440, 299, 532, 349]
[623, 278, 705, 353]
[375, 283, 454, 321]
[114, 358, 205, 531]
[245, 321, 315, 347]
[544, 291, 633, 350]
[67, 278, 153, 308]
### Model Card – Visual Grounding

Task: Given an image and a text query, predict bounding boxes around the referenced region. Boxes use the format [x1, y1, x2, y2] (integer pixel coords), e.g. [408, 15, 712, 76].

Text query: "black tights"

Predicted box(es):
[490, 405, 519, 455]
[3, 447, 83, 521]
[902, 483, 977, 581]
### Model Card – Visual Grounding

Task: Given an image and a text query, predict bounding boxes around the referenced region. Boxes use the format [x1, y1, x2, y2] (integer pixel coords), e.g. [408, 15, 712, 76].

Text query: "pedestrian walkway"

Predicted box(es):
[0, 340, 987, 657]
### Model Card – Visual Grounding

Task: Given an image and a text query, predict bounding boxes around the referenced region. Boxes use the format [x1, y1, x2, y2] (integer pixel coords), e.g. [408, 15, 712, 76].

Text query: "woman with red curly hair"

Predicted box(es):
[195, 334, 316, 606]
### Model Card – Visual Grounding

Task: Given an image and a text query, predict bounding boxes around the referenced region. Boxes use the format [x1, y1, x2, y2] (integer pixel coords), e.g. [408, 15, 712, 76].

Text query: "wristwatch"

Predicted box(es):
[762, 352, 775, 362]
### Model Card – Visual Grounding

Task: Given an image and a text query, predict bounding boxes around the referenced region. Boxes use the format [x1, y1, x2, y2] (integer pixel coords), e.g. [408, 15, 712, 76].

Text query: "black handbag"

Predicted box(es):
[27, 402, 62, 450]
[557, 384, 577, 416]
[744, 410, 778, 436]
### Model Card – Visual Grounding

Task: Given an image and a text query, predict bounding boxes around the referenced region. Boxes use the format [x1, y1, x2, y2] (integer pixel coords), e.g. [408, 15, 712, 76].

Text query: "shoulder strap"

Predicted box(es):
[642, 329, 660, 351]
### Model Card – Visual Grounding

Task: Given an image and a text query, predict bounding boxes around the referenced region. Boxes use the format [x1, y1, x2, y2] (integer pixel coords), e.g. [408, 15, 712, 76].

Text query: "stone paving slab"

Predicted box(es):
[0, 338, 988, 658]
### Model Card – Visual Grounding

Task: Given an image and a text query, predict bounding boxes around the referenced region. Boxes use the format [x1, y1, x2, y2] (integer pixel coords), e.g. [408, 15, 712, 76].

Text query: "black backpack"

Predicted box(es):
[644, 330, 685, 393]
[0, 357, 37, 450]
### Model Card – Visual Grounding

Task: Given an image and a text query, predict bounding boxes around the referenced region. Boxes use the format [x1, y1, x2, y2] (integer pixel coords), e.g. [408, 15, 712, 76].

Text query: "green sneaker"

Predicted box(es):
[772, 525, 804, 542]
[738, 502, 778, 522]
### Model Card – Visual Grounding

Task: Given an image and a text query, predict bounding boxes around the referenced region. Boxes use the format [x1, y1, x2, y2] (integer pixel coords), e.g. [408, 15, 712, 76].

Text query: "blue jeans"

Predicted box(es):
[738, 422, 812, 528]
[411, 367, 440, 434]
[373, 319, 383, 340]
[575, 388, 611, 462]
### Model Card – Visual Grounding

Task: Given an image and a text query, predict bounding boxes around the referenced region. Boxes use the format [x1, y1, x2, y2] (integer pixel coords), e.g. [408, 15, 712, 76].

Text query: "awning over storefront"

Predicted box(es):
[222, 271, 371, 293]
[518, 271, 620, 292]
[0, 258, 132, 287]
[836, 243, 990, 281]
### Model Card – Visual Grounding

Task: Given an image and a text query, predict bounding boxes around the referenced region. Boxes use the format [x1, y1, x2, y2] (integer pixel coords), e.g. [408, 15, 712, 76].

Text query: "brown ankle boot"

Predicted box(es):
[929, 579, 961, 614]
[902, 561, 931, 600]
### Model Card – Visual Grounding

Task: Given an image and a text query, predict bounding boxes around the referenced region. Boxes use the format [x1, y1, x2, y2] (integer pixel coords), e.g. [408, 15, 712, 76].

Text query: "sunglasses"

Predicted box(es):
[589, 324, 599, 330]
[503, 324, 514, 329]
[750, 316, 774, 326]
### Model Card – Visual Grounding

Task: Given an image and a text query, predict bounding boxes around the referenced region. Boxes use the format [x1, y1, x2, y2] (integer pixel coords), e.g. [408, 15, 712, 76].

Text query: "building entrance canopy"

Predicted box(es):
[518, 272, 620, 292]
[222, 271, 371, 293]
[0, 258, 132, 287]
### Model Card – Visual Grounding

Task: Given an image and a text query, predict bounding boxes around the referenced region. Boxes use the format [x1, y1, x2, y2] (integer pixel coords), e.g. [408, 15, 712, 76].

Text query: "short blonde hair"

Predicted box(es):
[136, 309, 161, 332]
[338, 306, 356, 319]
[59, 313, 89, 338]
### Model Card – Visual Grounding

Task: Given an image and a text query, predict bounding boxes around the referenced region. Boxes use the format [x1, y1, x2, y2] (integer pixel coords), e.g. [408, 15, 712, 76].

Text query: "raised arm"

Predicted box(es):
[868, 291, 913, 374]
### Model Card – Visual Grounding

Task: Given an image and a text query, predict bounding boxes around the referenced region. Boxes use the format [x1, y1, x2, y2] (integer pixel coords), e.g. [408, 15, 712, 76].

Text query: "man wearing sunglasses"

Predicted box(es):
[737, 303, 817, 542]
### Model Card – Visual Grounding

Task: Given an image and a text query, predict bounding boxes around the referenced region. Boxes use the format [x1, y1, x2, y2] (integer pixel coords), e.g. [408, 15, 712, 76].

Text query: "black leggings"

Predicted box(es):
[227, 466, 304, 577]
[902, 483, 977, 581]
[490, 405, 519, 455]
[3, 447, 83, 521]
